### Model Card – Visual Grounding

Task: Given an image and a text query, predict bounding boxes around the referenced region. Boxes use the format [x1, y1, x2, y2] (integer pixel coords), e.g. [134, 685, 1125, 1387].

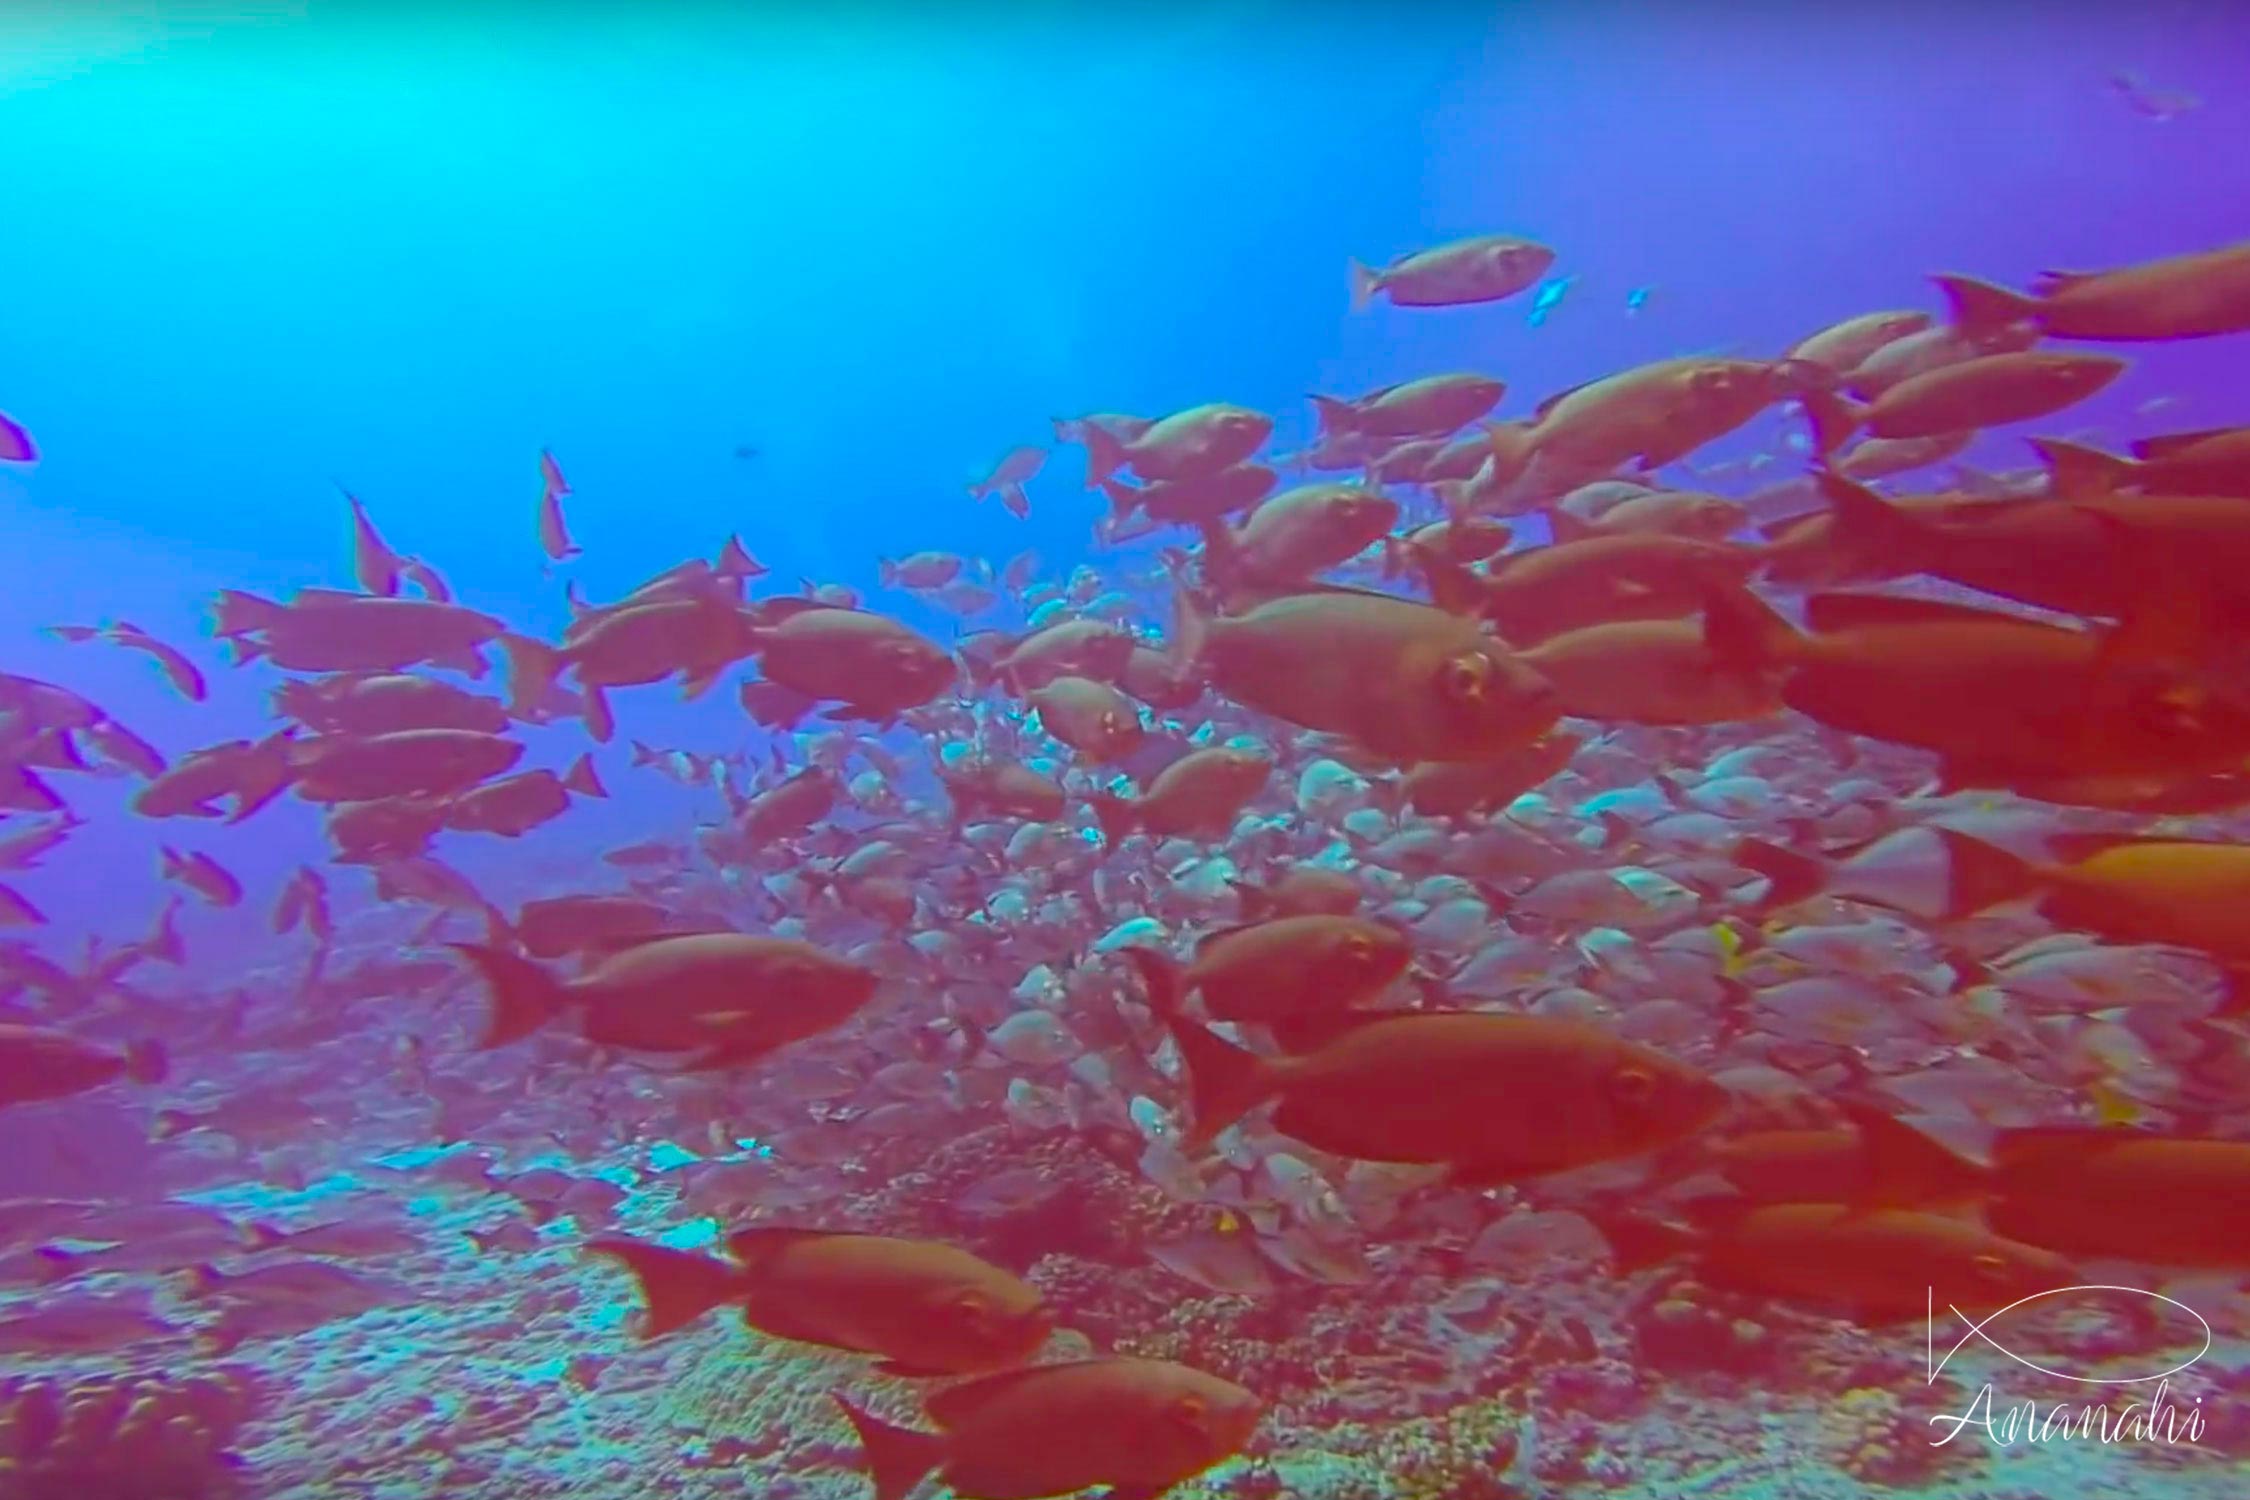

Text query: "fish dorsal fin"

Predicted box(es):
[580, 927, 728, 960]
[1833, 1099, 1990, 1206]
[2133, 427, 2245, 461]
[724, 1226, 843, 1271]
[1530, 380, 1593, 423]
[924, 1361, 1100, 1429]
[757, 598, 845, 624]
[1414, 550, 1492, 615]
[1191, 922, 1262, 957]
[1802, 591, 2056, 636]
[2025, 437, 2134, 502]
[293, 586, 372, 606]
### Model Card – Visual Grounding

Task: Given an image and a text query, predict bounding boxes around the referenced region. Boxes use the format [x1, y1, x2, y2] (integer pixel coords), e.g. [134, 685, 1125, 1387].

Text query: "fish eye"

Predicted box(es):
[1169, 1394, 1209, 1430]
[1439, 653, 1489, 704]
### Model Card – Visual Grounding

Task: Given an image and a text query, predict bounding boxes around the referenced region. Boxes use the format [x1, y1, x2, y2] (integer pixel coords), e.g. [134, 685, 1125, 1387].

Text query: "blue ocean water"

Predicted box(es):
[5, 3, 2250, 1498]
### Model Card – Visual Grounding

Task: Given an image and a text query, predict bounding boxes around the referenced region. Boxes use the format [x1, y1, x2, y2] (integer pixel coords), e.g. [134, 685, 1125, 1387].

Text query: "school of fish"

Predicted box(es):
[6, 229, 2250, 1499]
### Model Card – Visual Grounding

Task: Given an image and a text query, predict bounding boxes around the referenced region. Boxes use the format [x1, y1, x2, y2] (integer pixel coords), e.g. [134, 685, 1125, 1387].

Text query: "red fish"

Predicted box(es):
[158, 847, 243, 908]
[969, 446, 1044, 519]
[0, 816, 76, 871]
[538, 449, 583, 562]
[0, 1024, 167, 1108]
[271, 865, 332, 938]
[46, 622, 207, 702]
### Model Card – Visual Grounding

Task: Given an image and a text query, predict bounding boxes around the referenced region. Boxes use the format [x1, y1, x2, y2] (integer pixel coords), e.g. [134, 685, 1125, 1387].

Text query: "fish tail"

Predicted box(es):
[1798, 390, 1866, 457]
[2025, 436, 2139, 502]
[1167, 588, 1212, 682]
[878, 559, 898, 588]
[150, 1108, 198, 1142]
[584, 1237, 746, 1340]
[1728, 837, 1827, 914]
[1080, 425, 1128, 489]
[445, 942, 567, 1048]
[1926, 826, 2039, 920]
[1379, 535, 1406, 580]
[1160, 1012, 1278, 1151]
[1119, 944, 1184, 1016]
[832, 1393, 946, 1500]
[210, 588, 285, 638]
[1088, 791, 1138, 847]
[1225, 878, 1273, 921]
[123, 1038, 169, 1087]
[1832, 1099, 1991, 1209]
[583, 683, 616, 745]
[1585, 1211, 1696, 1275]
[1348, 257, 1382, 313]
[496, 633, 562, 717]
[1931, 271, 2042, 338]
[1306, 394, 1360, 439]
[1813, 466, 1934, 563]
[1193, 518, 1245, 593]
[1091, 479, 1139, 524]
[1699, 583, 1797, 676]
[564, 752, 608, 799]
[1416, 546, 1489, 616]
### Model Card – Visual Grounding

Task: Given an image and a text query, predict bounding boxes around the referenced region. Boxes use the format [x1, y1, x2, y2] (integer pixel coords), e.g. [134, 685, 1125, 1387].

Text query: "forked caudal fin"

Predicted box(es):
[833, 1393, 947, 1500]
[445, 942, 569, 1048]
[584, 1237, 746, 1340]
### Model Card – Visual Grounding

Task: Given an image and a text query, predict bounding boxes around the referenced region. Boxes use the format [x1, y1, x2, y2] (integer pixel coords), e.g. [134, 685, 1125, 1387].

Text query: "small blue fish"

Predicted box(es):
[1526, 275, 1577, 328]
[1625, 285, 1654, 314]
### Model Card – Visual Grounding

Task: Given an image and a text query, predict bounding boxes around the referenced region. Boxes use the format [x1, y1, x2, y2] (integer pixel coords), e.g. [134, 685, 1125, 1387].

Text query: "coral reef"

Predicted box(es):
[1818, 1381, 1982, 1488]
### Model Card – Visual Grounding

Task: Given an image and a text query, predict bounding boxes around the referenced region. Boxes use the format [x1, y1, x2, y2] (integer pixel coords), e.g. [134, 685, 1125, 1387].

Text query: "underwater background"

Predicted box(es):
[6, 1, 2250, 1497]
